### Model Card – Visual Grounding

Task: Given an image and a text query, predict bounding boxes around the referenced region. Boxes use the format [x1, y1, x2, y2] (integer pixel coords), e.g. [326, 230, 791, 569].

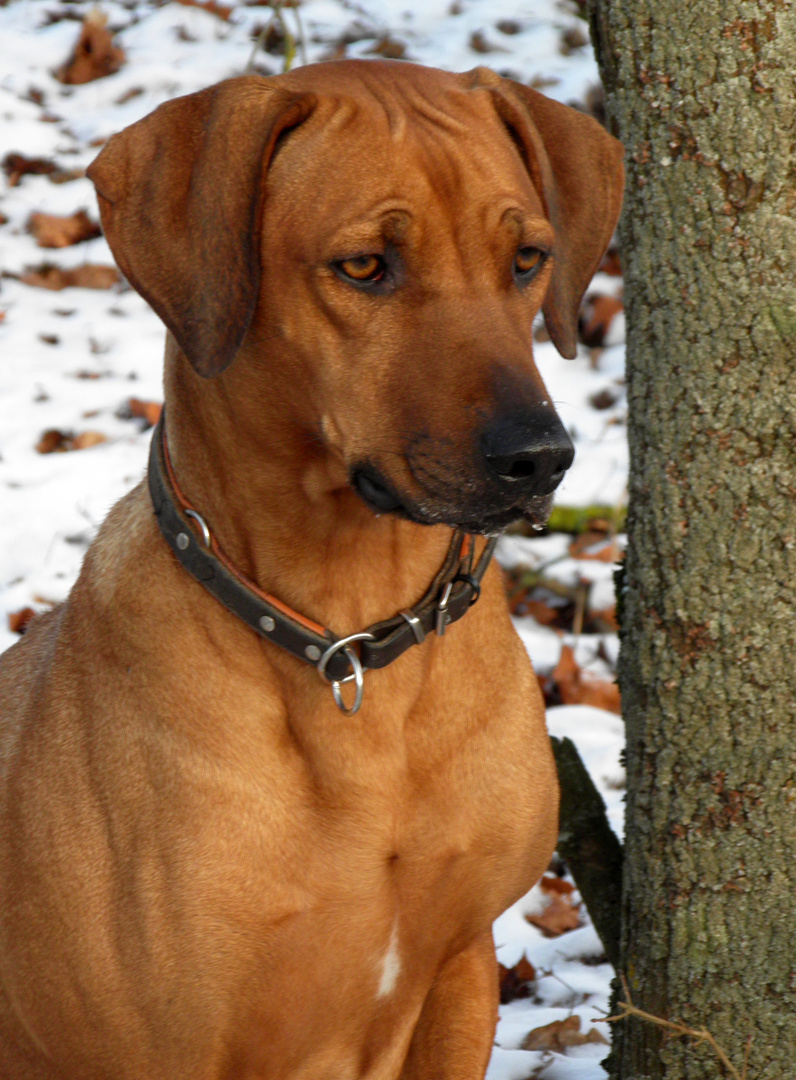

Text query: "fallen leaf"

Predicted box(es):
[589, 605, 619, 632]
[568, 531, 623, 562]
[28, 210, 101, 249]
[174, 0, 233, 19]
[365, 35, 407, 58]
[551, 644, 622, 715]
[588, 387, 619, 410]
[36, 429, 107, 453]
[522, 1015, 608, 1052]
[127, 398, 163, 427]
[599, 247, 623, 277]
[498, 956, 537, 1004]
[579, 294, 624, 348]
[36, 428, 72, 454]
[526, 874, 581, 937]
[115, 86, 144, 105]
[2, 152, 57, 187]
[71, 431, 108, 450]
[517, 598, 562, 625]
[21, 264, 120, 291]
[560, 24, 588, 54]
[56, 10, 125, 85]
[539, 874, 575, 896]
[469, 29, 508, 53]
[8, 608, 37, 635]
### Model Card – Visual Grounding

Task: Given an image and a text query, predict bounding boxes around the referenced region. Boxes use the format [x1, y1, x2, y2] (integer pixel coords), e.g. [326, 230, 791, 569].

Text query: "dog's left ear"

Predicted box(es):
[470, 69, 625, 359]
[87, 77, 316, 377]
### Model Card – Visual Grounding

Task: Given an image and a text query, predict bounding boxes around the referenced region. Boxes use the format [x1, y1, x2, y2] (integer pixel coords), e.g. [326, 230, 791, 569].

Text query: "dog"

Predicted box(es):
[0, 61, 623, 1079]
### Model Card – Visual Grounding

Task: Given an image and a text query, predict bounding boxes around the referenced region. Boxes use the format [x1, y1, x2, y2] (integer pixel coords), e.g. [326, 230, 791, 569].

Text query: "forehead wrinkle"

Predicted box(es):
[362, 82, 408, 140]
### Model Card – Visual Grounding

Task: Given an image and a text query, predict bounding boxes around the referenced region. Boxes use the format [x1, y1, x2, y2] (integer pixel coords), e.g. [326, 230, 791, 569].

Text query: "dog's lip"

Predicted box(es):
[350, 462, 556, 534]
[351, 464, 409, 515]
[409, 494, 555, 535]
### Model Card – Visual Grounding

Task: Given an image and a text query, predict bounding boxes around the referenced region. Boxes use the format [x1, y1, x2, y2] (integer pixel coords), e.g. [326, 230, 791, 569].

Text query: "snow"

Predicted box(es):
[0, 1, 627, 1075]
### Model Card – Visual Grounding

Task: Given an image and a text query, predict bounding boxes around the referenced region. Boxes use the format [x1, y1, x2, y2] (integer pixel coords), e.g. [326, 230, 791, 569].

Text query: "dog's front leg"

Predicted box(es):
[400, 932, 498, 1080]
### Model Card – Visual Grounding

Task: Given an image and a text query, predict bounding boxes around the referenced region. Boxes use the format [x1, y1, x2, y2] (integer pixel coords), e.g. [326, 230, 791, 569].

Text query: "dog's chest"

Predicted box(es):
[208, 697, 542, 957]
[191, 727, 542, 1078]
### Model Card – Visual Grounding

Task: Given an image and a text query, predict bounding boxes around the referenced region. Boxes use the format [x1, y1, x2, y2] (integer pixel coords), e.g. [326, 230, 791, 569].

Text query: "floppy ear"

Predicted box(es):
[87, 77, 316, 377]
[470, 69, 625, 359]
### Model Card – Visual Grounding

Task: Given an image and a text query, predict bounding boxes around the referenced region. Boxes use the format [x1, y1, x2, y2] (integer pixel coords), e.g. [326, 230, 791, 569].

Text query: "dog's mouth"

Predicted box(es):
[351, 465, 409, 515]
[350, 462, 555, 535]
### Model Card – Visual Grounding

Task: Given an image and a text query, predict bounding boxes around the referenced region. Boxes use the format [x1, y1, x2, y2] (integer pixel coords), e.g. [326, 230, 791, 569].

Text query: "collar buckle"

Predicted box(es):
[435, 581, 454, 636]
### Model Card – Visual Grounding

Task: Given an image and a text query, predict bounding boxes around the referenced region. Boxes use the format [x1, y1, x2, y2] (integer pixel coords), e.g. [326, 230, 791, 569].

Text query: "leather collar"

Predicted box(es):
[147, 416, 497, 710]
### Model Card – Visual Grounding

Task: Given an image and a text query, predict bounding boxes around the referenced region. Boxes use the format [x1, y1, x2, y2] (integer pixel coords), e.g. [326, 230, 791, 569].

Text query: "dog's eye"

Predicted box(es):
[336, 254, 386, 283]
[514, 247, 545, 280]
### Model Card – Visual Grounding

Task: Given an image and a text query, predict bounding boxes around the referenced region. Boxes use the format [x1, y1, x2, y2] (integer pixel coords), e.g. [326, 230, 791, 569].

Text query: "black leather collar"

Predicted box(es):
[147, 416, 497, 703]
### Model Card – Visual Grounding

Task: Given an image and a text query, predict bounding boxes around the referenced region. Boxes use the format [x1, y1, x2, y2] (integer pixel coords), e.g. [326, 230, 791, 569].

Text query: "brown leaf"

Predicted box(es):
[173, 0, 233, 19]
[526, 874, 581, 937]
[599, 247, 623, 277]
[560, 24, 588, 54]
[115, 86, 144, 105]
[127, 398, 163, 428]
[522, 1015, 608, 1052]
[539, 874, 575, 897]
[519, 598, 562, 625]
[551, 644, 622, 714]
[469, 29, 508, 54]
[21, 264, 120, 291]
[36, 428, 72, 454]
[28, 210, 101, 249]
[568, 531, 623, 562]
[8, 607, 37, 635]
[2, 153, 57, 187]
[36, 429, 107, 453]
[589, 605, 619, 632]
[365, 36, 407, 59]
[498, 956, 536, 1004]
[71, 431, 108, 450]
[579, 294, 624, 348]
[56, 10, 125, 85]
[588, 387, 619, 410]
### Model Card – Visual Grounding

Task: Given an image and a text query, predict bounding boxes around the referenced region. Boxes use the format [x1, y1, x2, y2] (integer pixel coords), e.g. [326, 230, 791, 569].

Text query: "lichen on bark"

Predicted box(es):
[587, 1, 796, 1076]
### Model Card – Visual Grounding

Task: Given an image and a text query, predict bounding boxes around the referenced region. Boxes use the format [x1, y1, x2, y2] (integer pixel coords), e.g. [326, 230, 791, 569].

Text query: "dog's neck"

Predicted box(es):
[162, 347, 455, 636]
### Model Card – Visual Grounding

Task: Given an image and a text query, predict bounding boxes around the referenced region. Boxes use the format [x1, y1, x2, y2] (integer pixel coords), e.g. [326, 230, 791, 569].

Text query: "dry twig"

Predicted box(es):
[602, 975, 751, 1080]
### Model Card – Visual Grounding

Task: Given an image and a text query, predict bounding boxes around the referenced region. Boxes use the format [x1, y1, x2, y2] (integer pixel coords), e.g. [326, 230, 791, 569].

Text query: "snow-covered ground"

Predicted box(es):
[0, 2, 626, 1075]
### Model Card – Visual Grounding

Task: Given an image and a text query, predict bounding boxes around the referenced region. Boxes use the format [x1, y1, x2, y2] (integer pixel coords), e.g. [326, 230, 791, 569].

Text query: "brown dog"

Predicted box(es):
[0, 61, 623, 1079]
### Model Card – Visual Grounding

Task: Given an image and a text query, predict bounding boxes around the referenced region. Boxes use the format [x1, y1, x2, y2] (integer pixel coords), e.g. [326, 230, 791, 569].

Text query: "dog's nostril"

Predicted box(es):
[481, 411, 574, 496]
[502, 459, 536, 481]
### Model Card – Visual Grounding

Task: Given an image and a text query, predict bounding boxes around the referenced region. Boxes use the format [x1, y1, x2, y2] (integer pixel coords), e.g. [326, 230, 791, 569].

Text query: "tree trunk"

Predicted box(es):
[586, 1, 796, 1076]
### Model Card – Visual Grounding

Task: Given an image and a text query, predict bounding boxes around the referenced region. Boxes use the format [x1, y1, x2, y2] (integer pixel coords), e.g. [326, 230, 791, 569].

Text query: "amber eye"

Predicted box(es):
[514, 246, 545, 278]
[337, 254, 386, 283]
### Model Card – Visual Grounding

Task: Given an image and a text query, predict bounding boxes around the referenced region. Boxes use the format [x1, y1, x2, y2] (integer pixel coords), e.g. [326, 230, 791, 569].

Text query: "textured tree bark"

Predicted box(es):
[586, 2, 796, 1077]
[550, 736, 623, 969]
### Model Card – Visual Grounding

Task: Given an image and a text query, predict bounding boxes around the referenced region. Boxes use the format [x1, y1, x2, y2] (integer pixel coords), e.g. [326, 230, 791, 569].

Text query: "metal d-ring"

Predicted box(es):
[316, 631, 375, 716]
[184, 508, 211, 548]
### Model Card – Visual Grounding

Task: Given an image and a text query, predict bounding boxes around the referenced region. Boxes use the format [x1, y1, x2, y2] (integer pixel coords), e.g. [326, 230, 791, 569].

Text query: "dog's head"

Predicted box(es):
[88, 62, 623, 534]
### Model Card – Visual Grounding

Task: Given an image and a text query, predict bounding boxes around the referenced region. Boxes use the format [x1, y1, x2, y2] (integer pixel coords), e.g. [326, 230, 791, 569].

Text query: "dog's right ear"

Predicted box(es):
[87, 78, 316, 378]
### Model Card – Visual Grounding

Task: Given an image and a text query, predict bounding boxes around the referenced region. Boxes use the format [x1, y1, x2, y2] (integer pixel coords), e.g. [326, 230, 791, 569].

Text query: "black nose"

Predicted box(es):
[481, 408, 575, 496]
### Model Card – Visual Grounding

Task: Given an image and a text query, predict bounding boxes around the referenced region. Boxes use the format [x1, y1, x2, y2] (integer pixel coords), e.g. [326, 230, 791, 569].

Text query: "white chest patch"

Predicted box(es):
[377, 921, 401, 998]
